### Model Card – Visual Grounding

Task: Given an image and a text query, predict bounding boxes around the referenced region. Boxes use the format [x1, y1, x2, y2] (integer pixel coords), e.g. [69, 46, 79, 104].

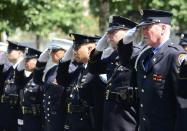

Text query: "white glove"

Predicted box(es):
[96, 33, 108, 51]
[123, 27, 139, 44]
[17, 58, 25, 71]
[38, 48, 50, 62]
[60, 46, 73, 62]
[0, 52, 8, 65]
[101, 46, 114, 59]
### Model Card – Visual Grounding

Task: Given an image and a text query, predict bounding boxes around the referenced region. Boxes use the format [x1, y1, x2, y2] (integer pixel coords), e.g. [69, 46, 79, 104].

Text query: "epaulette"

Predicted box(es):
[168, 43, 182, 51]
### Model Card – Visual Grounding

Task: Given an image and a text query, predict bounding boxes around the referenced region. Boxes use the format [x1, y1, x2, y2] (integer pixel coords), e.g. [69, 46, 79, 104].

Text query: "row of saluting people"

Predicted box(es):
[0, 9, 187, 131]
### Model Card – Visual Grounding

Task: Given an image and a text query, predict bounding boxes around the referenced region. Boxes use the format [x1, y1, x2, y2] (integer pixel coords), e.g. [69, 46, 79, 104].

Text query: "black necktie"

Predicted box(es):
[144, 49, 154, 71]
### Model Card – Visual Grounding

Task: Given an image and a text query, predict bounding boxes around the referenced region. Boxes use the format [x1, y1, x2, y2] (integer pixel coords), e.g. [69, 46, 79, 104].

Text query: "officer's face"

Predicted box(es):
[142, 24, 163, 47]
[8, 50, 23, 63]
[50, 49, 65, 63]
[25, 58, 37, 71]
[73, 43, 95, 64]
[107, 29, 128, 49]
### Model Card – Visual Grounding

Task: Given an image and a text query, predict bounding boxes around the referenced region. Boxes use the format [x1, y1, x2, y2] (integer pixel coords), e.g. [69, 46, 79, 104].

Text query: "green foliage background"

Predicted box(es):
[90, 0, 187, 31]
[0, 0, 99, 36]
[0, 0, 187, 38]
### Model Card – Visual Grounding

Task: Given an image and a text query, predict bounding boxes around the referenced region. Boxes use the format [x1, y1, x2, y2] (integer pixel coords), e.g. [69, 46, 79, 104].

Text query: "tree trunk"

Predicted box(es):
[36, 34, 40, 49]
[132, 0, 141, 9]
[99, 0, 109, 34]
[1, 31, 8, 42]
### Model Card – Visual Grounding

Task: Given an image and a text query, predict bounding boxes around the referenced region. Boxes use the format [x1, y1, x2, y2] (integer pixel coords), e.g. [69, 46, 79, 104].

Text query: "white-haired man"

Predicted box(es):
[119, 9, 187, 131]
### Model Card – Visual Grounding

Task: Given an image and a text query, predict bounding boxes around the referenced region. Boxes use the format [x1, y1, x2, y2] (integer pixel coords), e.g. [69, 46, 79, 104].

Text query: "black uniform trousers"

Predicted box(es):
[23, 114, 43, 131]
[0, 103, 19, 131]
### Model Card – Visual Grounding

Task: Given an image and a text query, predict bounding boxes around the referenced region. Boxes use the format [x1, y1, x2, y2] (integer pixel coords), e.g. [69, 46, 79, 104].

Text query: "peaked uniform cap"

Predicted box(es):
[49, 38, 73, 51]
[7, 40, 26, 52]
[137, 9, 173, 27]
[25, 47, 41, 59]
[176, 33, 187, 46]
[69, 33, 100, 49]
[107, 16, 137, 32]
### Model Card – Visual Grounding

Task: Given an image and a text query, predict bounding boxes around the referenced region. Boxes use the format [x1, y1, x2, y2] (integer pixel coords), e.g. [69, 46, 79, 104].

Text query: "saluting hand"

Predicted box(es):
[123, 27, 139, 44]
[60, 45, 74, 62]
[38, 48, 50, 63]
[0, 52, 8, 65]
[96, 33, 108, 51]
[17, 58, 25, 71]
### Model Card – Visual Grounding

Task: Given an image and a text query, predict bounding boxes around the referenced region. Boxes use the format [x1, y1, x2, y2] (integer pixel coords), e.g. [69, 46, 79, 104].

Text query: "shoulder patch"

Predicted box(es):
[177, 53, 187, 65]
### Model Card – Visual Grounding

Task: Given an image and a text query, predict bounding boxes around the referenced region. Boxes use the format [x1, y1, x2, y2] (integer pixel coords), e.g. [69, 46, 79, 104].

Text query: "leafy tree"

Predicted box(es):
[24, 0, 85, 35]
[0, 0, 29, 33]
[90, 0, 187, 33]
[0, 0, 96, 36]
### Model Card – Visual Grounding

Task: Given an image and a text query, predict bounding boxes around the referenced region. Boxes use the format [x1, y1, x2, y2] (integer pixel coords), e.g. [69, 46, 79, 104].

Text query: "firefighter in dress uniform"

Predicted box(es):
[88, 16, 139, 131]
[33, 38, 72, 131]
[56, 33, 100, 131]
[119, 9, 187, 131]
[0, 40, 26, 131]
[15, 47, 43, 131]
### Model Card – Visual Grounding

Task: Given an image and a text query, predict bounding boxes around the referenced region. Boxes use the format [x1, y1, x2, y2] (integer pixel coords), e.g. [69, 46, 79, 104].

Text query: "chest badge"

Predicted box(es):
[152, 57, 156, 63]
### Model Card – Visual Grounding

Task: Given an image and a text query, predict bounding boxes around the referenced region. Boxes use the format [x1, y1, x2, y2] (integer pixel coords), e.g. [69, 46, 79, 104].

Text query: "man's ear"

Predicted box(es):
[87, 44, 95, 51]
[18, 50, 24, 56]
[88, 46, 92, 51]
[87, 44, 95, 55]
[161, 24, 166, 33]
